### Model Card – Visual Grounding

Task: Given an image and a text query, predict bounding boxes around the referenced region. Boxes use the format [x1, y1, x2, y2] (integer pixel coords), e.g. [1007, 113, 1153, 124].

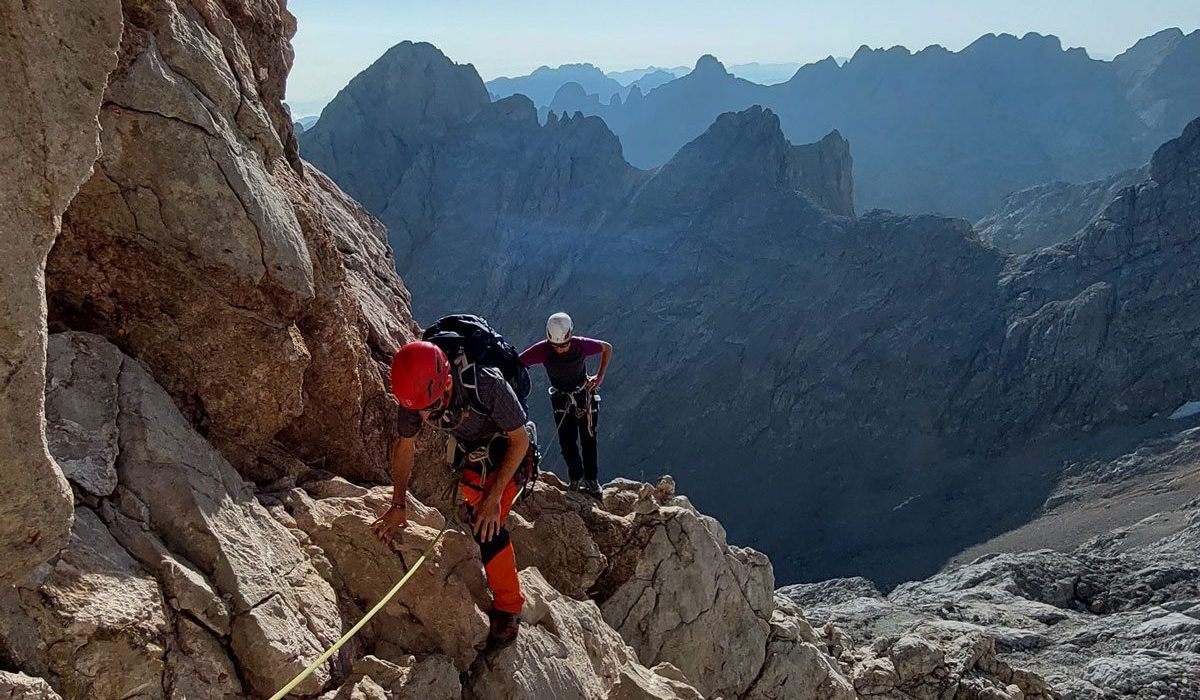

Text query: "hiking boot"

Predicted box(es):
[582, 479, 602, 498]
[488, 610, 520, 646]
[567, 478, 582, 492]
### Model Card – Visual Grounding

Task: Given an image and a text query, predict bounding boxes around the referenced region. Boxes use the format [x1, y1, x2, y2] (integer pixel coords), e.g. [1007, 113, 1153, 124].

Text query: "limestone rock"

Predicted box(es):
[593, 482, 774, 697]
[0, 508, 169, 700]
[164, 616, 243, 699]
[285, 487, 489, 670]
[467, 568, 703, 700]
[111, 340, 342, 697]
[45, 0, 416, 485]
[320, 676, 388, 700]
[0, 672, 62, 699]
[509, 483, 607, 598]
[44, 333, 124, 498]
[888, 634, 945, 682]
[347, 654, 460, 699]
[742, 611, 857, 700]
[0, 0, 122, 587]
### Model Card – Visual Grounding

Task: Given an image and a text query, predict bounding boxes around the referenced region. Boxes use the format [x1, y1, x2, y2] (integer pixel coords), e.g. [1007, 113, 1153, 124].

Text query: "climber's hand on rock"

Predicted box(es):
[371, 504, 407, 544]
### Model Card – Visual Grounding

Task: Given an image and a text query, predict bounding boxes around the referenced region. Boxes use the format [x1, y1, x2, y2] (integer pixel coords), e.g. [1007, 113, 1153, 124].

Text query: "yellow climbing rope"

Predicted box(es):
[268, 518, 450, 700]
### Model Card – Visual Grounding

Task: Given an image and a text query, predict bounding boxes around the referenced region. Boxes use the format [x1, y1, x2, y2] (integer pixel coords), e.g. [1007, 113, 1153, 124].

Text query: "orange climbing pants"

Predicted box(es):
[460, 472, 524, 614]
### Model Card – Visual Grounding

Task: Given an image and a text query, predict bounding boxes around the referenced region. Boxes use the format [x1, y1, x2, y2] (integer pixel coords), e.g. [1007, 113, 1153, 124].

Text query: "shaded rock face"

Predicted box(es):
[976, 165, 1149, 253]
[307, 37, 1200, 587]
[45, 0, 416, 484]
[298, 41, 491, 213]
[547, 30, 1200, 219]
[0, 0, 122, 587]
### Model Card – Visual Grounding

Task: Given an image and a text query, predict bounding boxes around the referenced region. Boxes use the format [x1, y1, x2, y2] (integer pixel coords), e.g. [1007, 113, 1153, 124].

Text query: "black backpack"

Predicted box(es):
[422, 314, 531, 411]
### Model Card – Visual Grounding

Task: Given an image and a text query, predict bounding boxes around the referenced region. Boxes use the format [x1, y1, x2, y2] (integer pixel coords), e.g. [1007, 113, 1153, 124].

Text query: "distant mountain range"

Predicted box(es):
[299, 40, 1200, 586]
[545, 29, 1200, 219]
[486, 61, 810, 106]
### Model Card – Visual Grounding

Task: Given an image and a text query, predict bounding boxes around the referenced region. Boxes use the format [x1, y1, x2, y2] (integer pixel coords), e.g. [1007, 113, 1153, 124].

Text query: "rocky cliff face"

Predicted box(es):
[43, 0, 417, 485]
[0, 0, 123, 588]
[302, 39, 1200, 589]
[976, 165, 1148, 253]
[546, 31, 1200, 219]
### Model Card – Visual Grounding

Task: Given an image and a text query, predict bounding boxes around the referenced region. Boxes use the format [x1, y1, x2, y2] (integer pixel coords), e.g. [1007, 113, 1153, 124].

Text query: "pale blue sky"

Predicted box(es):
[286, 0, 1200, 113]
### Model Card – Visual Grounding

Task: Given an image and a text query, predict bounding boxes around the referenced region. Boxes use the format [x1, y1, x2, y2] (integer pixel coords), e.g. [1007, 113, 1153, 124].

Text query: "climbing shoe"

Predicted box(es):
[488, 610, 520, 646]
[568, 478, 582, 492]
[582, 479, 602, 499]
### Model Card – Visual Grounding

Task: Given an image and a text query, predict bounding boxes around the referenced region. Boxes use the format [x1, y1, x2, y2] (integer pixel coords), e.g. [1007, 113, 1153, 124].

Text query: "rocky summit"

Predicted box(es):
[300, 39, 1200, 588]
[3, 2, 1200, 699]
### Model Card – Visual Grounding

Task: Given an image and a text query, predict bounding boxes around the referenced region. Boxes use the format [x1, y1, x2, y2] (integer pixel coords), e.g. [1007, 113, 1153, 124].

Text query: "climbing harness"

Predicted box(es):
[550, 384, 600, 438]
[437, 422, 542, 506]
[267, 517, 451, 700]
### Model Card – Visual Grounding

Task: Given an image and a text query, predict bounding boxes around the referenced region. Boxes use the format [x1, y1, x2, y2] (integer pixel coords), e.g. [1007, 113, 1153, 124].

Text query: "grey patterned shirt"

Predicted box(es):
[396, 366, 526, 445]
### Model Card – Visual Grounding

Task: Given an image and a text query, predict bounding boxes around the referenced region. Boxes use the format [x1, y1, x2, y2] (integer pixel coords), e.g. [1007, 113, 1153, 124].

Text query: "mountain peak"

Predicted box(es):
[964, 31, 1065, 55]
[693, 54, 728, 75]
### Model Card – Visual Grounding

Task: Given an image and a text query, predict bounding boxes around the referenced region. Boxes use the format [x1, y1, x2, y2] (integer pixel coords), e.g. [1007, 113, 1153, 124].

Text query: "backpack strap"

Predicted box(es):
[456, 362, 488, 414]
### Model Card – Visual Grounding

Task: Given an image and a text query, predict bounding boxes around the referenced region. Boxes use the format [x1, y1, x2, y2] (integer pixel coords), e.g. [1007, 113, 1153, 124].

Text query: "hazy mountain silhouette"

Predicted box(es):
[487, 62, 626, 107]
[547, 30, 1200, 219]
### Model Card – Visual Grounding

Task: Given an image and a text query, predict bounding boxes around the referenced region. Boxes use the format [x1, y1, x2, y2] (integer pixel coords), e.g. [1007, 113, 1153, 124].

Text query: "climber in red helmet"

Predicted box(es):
[371, 338, 532, 646]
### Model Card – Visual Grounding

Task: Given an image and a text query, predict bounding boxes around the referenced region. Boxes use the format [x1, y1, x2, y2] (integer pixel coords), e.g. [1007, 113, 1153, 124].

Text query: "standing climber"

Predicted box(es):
[520, 312, 612, 498]
[371, 316, 537, 646]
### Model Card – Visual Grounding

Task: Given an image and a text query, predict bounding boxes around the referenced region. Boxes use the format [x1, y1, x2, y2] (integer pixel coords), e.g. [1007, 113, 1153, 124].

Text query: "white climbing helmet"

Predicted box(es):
[546, 312, 574, 344]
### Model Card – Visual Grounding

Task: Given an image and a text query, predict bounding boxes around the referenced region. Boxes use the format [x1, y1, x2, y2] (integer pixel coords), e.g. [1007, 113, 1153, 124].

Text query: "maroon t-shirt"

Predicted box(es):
[520, 337, 603, 391]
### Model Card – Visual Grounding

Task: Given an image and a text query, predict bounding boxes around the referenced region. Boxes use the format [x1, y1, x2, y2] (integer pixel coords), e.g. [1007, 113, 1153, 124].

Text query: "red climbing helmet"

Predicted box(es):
[390, 341, 452, 409]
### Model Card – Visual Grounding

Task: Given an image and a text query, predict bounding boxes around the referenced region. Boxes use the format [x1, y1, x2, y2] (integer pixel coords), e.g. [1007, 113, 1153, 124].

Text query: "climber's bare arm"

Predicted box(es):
[370, 437, 414, 543]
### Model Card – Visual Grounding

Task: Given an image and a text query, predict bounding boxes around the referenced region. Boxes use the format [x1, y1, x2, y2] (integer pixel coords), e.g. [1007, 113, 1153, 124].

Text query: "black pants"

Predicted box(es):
[551, 390, 598, 482]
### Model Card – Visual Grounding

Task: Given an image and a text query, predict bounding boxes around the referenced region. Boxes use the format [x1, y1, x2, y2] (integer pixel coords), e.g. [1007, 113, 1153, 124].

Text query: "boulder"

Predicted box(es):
[0, 508, 169, 700]
[509, 481, 607, 598]
[285, 487, 489, 670]
[589, 481, 774, 697]
[467, 568, 703, 699]
[347, 654, 460, 699]
[888, 634, 945, 682]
